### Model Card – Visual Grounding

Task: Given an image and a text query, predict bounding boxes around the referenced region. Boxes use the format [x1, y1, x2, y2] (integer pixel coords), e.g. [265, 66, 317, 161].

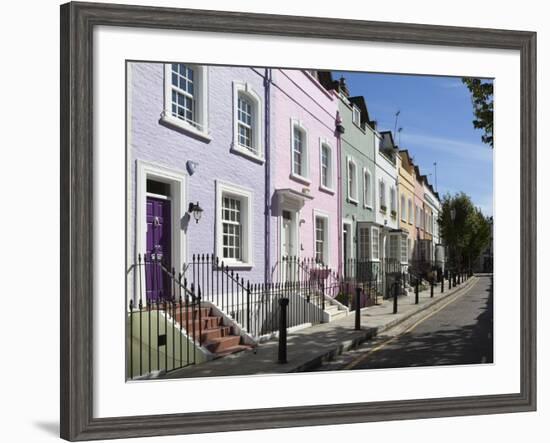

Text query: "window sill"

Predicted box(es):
[221, 260, 254, 270]
[364, 204, 373, 211]
[319, 185, 335, 195]
[231, 143, 265, 164]
[290, 173, 311, 186]
[160, 113, 211, 142]
[348, 197, 358, 205]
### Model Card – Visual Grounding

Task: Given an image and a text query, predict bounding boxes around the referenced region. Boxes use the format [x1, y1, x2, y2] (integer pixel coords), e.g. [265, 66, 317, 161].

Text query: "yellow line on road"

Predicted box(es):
[344, 285, 473, 370]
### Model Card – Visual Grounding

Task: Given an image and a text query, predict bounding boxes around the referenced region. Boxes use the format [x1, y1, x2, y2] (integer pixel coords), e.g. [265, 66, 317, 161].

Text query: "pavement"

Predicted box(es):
[163, 275, 480, 379]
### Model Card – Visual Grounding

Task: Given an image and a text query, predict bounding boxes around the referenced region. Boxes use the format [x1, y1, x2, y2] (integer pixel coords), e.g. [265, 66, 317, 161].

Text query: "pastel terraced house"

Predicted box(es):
[127, 62, 269, 301]
[375, 132, 409, 291]
[423, 177, 442, 263]
[397, 150, 417, 265]
[269, 69, 339, 280]
[413, 165, 426, 257]
[317, 73, 378, 276]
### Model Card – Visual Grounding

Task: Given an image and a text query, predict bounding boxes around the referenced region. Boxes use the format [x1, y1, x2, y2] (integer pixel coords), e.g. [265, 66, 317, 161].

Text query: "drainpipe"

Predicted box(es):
[335, 110, 343, 276]
[264, 68, 272, 284]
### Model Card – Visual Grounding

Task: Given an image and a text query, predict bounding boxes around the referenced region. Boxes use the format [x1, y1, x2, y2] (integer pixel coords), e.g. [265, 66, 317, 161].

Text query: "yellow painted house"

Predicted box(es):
[397, 150, 417, 261]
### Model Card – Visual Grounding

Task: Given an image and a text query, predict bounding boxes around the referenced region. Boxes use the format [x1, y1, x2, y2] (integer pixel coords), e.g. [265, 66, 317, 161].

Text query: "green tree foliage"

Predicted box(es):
[462, 78, 494, 148]
[439, 193, 492, 269]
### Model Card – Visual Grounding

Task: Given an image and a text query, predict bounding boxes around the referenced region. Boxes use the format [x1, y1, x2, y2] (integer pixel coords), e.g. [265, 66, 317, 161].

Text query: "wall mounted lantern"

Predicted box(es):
[188, 202, 203, 223]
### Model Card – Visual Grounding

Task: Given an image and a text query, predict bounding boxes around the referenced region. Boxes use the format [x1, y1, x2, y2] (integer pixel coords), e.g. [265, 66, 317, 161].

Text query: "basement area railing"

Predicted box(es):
[127, 254, 203, 379]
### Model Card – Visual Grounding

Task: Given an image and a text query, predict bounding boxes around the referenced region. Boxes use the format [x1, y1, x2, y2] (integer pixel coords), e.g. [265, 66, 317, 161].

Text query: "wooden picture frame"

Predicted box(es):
[60, 1, 536, 440]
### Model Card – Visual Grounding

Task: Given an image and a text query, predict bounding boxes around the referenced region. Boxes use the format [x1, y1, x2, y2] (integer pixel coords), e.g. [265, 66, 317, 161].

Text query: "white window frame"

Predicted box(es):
[390, 186, 397, 217]
[408, 198, 413, 224]
[424, 209, 428, 230]
[379, 179, 387, 213]
[400, 194, 406, 221]
[352, 105, 361, 126]
[162, 63, 210, 141]
[363, 168, 373, 209]
[215, 181, 253, 268]
[313, 210, 330, 266]
[357, 225, 370, 260]
[389, 234, 400, 261]
[319, 139, 334, 193]
[290, 119, 310, 184]
[347, 157, 358, 204]
[232, 81, 264, 162]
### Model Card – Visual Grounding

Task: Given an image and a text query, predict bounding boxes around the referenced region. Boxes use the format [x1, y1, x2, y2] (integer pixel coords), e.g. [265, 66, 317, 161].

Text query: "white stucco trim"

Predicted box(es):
[341, 219, 354, 262]
[289, 118, 310, 183]
[231, 81, 264, 163]
[215, 180, 254, 269]
[277, 192, 303, 264]
[363, 167, 373, 210]
[346, 156, 358, 204]
[371, 225, 381, 262]
[135, 160, 187, 306]
[161, 63, 210, 141]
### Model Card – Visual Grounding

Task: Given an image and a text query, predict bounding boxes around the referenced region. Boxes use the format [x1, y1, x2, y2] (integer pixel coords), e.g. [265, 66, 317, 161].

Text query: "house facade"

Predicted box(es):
[127, 62, 445, 303]
[127, 62, 269, 304]
[423, 179, 442, 263]
[269, 69, 340, 280]
[421, 175, 434, 258]
[316, 73, 379, 277]
[397, 150, 417, 263]
[413, 167, 427, 261]
[376, 132, 407, 267]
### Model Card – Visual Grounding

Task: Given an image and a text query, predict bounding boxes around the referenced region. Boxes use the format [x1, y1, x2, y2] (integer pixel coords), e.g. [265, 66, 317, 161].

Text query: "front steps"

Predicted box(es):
[172, 306, 253, 358]
[324, 302, 348, 321]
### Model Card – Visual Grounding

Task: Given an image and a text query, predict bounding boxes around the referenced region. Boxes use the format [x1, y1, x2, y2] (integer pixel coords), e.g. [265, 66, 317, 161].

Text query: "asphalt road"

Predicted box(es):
[318, 275, 493, 371]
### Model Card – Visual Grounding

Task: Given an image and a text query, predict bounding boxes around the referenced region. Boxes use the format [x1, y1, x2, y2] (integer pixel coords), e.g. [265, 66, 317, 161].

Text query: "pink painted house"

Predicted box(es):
[269, 69, 340, 281]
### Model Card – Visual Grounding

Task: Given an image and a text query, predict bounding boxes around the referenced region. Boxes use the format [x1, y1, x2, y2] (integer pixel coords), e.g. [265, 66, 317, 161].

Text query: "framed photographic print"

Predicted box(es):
[60, 1, 536, 440]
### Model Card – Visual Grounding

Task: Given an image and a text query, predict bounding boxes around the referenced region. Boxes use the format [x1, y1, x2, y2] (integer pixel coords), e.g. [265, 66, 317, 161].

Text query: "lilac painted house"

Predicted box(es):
[127, 62, 269, 300]
[269, 69, 340, 281]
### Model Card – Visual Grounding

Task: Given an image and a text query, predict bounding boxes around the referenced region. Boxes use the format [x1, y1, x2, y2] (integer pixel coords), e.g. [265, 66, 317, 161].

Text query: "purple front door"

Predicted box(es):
[145, 196, 172, 302]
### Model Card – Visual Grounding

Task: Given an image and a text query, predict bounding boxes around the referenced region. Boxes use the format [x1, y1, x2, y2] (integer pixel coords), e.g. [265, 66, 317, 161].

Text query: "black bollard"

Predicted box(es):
[278, 298, 289, 364]
[355, 287, 361, 330]
[393, 281, 398, 314]
[448, 272, 452, 290]
[441, 275, 444, 293]
[430, 278, 434, 298]
[415, 277, 419, 304]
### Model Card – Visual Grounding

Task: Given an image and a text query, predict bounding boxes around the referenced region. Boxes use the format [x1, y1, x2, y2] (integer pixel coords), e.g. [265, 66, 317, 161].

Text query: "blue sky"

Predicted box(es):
[334, 71, 494, 217]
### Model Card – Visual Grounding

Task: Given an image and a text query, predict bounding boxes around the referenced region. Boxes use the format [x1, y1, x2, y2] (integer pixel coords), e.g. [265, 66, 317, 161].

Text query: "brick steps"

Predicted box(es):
[169, 305, 249, 358]
[205, 335, 242, 353]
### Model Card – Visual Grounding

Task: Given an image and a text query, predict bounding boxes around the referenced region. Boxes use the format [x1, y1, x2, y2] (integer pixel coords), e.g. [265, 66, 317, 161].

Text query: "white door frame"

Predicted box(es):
[135, 160, 187, 305]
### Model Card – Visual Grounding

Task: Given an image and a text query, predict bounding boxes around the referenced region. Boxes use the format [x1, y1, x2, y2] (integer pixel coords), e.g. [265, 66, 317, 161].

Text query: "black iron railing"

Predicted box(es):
[127, 254, 203, 379]
[184, 254, 327, 338]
